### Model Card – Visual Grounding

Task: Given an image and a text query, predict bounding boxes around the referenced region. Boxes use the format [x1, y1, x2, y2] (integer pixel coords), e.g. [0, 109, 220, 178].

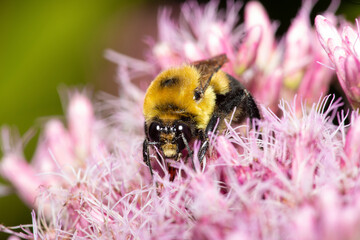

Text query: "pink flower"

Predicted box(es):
[283, 5, 312, 90]
[0, 93, 109, 209]
[148, 1, 243, 73]
[244, 1, 275, 68]
[281, 3, 334, 110]
[68, 93, 95, 159]
[0, 154, 42, 206]
[3, 1, 360, 239]
[315, 15, 360, 109]
[2, 90, 360, 239]
[296, 44, 334, 105]
[235, 25, 262, 75]
[293, 188, 360, 240]
[254, 67, 283, 112]
[343, 113, 360, 169]
[108, 1, 339, 114]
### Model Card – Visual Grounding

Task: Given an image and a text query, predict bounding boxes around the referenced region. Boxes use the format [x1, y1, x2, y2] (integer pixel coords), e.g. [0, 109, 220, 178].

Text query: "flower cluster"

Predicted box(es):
[315, 15, 360, 109]
[108, 0, 337, 114]
[1, 1, 360, 240]
[2, 94, 360, 239]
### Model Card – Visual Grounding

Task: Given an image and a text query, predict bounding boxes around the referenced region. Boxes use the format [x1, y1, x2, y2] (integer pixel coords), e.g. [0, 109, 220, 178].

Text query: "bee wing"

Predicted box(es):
[192, 54, 229, 101]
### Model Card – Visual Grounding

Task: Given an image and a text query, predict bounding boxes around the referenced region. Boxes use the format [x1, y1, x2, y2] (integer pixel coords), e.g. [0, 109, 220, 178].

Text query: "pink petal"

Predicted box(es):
[255, 68, 283, 111]
[297, 58, 333, 104]
[315, 15, 342, 54]
[68, 94, 94, 159]
[236, 25, 262, 73]
[342, 25, 360, 57]
[293, 205, 316, 240]
[284, 10, 311, 75]
[206, 23, 228, 56]
[152, 42, 181, 68]
[332, 45, 348, 84]
[0, 154, 42, 206]
[216, 136, 238, 163]
[245, 1, 275, 67]
[45, 120, 74, 167]
[344, 115, 360, 167]
[31, 140, 62, 186]
[183, 41, 204, 61]
[344, 55, 360, 103]
[7, 236, 21, 240]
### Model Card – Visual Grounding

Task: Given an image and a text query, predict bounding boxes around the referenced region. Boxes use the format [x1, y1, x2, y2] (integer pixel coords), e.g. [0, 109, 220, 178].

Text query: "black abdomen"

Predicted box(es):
[211, 74, 260, 130]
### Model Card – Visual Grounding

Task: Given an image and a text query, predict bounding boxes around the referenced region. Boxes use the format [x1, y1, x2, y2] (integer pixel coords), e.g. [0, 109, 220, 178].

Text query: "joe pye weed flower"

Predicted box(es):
[315, 14, 360, 110]
[1, 1, 360, 239]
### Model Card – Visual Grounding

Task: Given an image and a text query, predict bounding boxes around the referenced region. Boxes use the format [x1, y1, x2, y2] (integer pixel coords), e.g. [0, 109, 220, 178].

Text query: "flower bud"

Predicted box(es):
[68, 94, 94, 160]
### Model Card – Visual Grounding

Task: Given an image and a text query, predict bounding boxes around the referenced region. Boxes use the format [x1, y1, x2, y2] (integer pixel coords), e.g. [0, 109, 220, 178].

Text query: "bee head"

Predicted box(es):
[147, 121, 192, 158]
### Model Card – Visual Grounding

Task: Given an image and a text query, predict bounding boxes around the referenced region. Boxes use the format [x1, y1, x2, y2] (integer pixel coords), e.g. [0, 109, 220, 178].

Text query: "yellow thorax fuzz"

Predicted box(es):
[143, 65, 229, 129]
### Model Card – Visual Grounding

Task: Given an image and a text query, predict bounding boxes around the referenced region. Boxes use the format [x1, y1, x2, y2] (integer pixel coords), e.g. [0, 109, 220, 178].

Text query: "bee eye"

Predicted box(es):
[174, 123, 192, 151]
[176, 123, 191, 139]
[148, 122, 162, 142]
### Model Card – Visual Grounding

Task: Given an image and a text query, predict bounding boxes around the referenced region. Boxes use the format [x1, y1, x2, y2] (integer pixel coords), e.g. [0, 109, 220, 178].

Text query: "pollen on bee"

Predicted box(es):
[162, 144, 177, 158]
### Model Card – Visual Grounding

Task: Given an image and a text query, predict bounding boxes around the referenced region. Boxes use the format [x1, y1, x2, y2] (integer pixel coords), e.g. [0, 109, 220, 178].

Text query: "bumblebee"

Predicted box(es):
[143, 54, 260, 178]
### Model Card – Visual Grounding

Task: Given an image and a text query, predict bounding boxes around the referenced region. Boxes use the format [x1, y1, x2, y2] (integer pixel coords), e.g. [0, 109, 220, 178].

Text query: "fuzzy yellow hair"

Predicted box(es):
[143, 65, 230, 129]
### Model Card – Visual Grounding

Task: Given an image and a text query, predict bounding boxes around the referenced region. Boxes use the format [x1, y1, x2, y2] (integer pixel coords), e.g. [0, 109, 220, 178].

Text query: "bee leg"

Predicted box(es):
[181, 133, 195, 169]
[198, 115, 219, 165]
[205, 114, 219, 134]
[198, 139, 209, 164]
[143, 139, 154, 178]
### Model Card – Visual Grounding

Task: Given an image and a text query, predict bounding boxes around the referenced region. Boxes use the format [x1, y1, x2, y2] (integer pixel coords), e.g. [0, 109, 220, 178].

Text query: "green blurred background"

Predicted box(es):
[0, 0, 359, 237]
[0, 0, 159, 235]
